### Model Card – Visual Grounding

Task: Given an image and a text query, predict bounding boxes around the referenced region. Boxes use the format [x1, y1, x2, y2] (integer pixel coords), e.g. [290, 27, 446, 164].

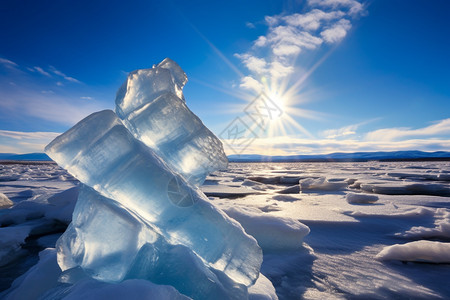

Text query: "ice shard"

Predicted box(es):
[115, 58, 227, 186]
[45, 109, 262, 287]
[57, 185, 248, 299]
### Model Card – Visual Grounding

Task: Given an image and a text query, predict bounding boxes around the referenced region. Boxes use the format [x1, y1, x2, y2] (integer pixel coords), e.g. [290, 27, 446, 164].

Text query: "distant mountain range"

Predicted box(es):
[1, 150, 450, 163]
[228, 151, 450, 162]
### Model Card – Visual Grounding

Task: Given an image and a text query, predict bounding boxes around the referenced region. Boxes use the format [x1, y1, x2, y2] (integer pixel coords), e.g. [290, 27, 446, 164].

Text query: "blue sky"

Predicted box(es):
[0, 0, 449, 155]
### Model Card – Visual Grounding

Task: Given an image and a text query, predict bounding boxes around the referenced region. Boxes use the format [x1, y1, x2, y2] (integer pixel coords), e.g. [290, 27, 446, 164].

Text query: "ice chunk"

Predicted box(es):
[0, 192, 13, 209]
[346, 192, 378, 204]
[57, 185, 248, 299]
[115, 58, 187, 116]
[45, 110, 262, 286]
[360, 182, 450, 196]
[56, 185, 156, 282]
[299, 177, 348, 191]
[376, 240, 450, 263]
[115, 59, 227, 186]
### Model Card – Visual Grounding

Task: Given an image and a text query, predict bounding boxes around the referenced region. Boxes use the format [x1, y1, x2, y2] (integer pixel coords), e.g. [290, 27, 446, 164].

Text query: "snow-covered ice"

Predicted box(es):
[346, 192, 379, 204]
[1, 160, 450, 298]
[376, 240, 450, 263]
[223, 206, 310, 252]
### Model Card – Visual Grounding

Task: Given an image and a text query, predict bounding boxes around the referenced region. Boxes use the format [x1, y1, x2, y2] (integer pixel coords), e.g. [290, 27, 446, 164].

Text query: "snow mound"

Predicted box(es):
[223, 206, 310, 252]
[376, 240, 450, 263]
[398, 208, 450, 239]
[0, 192, 13, 209]
[346, 192, 379, 204]
[249, 274, 278, 300]
[343, 207, 434, 219]
[300, 177, 347, 191]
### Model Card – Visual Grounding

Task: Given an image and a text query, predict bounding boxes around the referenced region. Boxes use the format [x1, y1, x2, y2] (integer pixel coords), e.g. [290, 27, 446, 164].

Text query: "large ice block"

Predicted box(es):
[115, 58, 227, 186]
[45, 110, 262, 287]
[57, 185, 248, 299]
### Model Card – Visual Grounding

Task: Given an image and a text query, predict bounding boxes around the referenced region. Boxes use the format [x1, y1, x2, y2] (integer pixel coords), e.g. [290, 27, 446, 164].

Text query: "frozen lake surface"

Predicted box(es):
[1, 161, 450, 299]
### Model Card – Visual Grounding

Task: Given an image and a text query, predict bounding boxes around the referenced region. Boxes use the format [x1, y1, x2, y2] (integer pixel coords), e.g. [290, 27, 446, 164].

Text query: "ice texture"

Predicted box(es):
[45, 109, 262, 289]
[57, 185, 248, 299]
[115, 58, 227, 186]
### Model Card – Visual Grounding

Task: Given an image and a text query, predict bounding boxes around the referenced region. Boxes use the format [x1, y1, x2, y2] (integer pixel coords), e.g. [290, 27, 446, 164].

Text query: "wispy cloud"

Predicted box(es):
[0, 57, 18, 68]
[33, 66, 51, 77]
[322, 124, 358, 139]
[307, 0, 365, 16]
[50, 66, 81, 83]
[365, 118, 450, 142]
[0, 130, 60, 154]
[0, 89, 104, 126]
[222, 136, 450, 156]
[321, 118, 381, 138]
[0, 130, 60, 140]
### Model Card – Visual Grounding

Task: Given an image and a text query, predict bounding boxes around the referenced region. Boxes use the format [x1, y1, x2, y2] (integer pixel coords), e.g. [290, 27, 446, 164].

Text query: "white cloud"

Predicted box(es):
[269, 61, 294, 78]
[322, 118, 381, 139]
[234, 54, 269, 74]
[80, 96, 93, 100]
[283, 9, 345, 31]
[365, 118, 450, 142]
[321, 19, 352, 43]
[254, 36, 267, 47]
[265, 15, 279, 26]
[220, 117, 450, 156]
[0, 58, 18, 68]
[50, 66, 81, 83]
[268, 25, 323, 55]
[322, 123, 358, 138]
[41, 90, 55, 94]
[239, 76, 264, 92]
[0, 130, 61, 154]
[0, 130, 60, 140]
[236, 1, 363, 83]
[245, 22, 256, 29]
[34, 66, 51, 77]
[308, 0, 365, 16]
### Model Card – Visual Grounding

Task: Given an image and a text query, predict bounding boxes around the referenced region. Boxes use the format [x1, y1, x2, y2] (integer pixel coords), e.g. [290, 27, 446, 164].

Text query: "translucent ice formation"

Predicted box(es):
[56, 185, 247, 299]
[115, 58, 228, 186]
[46, 109, 261, 288]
